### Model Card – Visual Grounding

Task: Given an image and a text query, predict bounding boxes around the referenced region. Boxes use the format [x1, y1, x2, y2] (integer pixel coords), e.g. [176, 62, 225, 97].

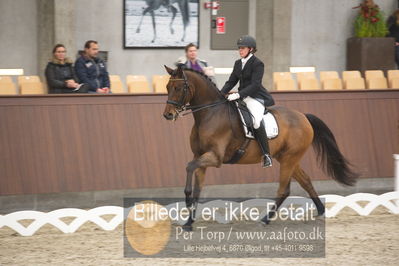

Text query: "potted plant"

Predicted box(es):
[347, 0, 395, 73]
[354, 0, 388, 37]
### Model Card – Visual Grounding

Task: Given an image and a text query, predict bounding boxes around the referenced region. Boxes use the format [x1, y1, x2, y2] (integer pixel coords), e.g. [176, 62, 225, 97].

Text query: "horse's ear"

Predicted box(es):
[176, 66, 183, 77]
[164, 65, 174, 75]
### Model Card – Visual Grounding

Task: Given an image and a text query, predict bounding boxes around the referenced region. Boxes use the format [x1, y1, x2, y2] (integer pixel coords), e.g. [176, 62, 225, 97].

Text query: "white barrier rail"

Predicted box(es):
[0, 192, 398, 236]
[394, 154, 399, 192]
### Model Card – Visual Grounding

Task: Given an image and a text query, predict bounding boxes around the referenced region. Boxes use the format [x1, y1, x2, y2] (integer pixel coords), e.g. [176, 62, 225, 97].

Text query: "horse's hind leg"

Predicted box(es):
[169, 5, 177, 34]
[261, 160, 294, 225]
[292, 166, 325, 216]
[181, 24, 186, 42]
[150, 10, 157, 42]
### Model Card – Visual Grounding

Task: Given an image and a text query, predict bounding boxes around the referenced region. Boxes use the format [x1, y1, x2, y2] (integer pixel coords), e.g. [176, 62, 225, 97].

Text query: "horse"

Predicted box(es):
[162, 66, 358, 231]
[135, 0, 190, 43]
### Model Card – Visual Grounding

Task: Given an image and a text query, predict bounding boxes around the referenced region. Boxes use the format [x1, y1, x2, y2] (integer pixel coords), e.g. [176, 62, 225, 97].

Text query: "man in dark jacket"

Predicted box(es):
[221, 35, 275, 168]
[75, 40, 111, 93]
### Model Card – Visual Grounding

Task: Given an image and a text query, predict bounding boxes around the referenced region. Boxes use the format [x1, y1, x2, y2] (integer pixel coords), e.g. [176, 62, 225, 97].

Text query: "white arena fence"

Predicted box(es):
[0, 192, 398, 237]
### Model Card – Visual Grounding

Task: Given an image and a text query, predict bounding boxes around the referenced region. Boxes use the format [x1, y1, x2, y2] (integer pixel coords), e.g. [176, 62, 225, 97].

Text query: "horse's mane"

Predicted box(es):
[174, 67, 224, 98]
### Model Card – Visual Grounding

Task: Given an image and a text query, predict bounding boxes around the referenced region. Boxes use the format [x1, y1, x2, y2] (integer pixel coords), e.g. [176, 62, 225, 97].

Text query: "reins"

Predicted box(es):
[167, 74, 227, 117]
[179, 100, 228, 116]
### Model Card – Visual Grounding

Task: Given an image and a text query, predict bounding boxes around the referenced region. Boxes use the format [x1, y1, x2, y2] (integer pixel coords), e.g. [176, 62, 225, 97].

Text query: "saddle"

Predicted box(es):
[235, 100, 279, 140]
[225, 101, 279, 164]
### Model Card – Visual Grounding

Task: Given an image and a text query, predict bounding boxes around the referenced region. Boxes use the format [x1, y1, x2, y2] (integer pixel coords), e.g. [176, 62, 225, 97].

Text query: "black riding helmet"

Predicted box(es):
[237, 35, 256, 49]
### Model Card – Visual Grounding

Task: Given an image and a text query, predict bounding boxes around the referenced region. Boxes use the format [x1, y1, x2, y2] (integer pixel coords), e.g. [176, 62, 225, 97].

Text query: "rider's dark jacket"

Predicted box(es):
[221, 55, 274, 106]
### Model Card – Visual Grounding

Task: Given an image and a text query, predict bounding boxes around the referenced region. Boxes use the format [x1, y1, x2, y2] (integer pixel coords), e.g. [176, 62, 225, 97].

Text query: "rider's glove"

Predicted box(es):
[227, 93, 240, 101]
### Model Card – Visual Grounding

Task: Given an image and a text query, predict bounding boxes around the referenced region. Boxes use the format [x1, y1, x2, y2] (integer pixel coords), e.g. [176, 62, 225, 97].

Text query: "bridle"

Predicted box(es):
[166, 71, 227, 117]
[166, 70, 190, 112]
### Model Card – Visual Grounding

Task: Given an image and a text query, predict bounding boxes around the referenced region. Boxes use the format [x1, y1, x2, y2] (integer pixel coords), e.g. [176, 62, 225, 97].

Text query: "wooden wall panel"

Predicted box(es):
[0, 91, 397, 195]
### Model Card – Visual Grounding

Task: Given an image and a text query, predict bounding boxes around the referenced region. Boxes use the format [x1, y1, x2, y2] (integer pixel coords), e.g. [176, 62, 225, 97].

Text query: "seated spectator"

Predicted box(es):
[176, 43, 215, 80]
[75, 40, 110, 94]
[45, 44, 88, 93]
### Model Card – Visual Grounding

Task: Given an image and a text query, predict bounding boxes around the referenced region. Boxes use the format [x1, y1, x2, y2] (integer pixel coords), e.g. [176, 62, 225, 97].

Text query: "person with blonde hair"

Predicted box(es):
[45, 44, 88, 93]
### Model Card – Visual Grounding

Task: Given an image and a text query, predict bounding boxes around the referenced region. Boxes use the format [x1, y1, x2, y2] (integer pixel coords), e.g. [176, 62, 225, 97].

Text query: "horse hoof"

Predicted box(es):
[182, 225, 193, 231]
[317, 208, 325, 217]
[260, 217, 270, 226]
[170, 29, 174, 34]
[136, 29, 140, 33]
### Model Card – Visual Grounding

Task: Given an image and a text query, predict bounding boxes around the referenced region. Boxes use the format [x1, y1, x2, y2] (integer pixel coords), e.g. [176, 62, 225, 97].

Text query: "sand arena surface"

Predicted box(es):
[0, 207, 398, 265]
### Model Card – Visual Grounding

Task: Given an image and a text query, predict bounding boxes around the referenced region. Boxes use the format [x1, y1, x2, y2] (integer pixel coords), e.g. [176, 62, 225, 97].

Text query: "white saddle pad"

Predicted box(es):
[263, 112, 279, 139]
[237, 107, 279, 139]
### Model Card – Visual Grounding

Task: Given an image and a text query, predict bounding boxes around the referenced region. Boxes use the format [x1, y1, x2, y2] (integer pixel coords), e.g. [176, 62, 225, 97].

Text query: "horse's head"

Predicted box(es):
[163, 65, 192, 121]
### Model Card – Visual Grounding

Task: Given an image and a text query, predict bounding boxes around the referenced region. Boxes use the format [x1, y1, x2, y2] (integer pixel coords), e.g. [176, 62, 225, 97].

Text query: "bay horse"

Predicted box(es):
[163, 66, 358, 230]
[136, 0, 190, 43]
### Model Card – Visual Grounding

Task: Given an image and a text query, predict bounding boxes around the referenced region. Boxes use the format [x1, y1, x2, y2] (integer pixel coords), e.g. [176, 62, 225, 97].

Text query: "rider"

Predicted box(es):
[221, 35, 275, 168]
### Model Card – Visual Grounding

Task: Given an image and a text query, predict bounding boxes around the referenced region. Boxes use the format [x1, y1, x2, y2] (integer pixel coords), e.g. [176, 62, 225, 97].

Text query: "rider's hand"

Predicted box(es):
[227, 93, 240, 101]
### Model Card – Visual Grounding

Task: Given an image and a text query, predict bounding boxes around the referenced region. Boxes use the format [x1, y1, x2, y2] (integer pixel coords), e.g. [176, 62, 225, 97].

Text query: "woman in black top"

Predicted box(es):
[388, 10, 399, 68]
[45, 44, 88, 93]
[221, 35, 275, 168]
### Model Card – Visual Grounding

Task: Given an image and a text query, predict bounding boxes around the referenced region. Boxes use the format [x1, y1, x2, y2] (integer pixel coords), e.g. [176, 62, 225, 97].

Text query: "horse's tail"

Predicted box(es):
[178, 0, 190, 26]
[305, 113, 358, 186]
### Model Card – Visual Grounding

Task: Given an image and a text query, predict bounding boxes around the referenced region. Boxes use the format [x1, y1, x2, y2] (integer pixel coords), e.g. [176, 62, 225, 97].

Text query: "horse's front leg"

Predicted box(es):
[183, 167, 206, 230]
[183, 152, 220, 231]
[136, 7, 151, 33]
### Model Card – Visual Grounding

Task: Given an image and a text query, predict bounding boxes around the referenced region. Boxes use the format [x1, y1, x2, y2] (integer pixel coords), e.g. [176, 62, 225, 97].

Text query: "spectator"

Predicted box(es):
[75, 40, 110, 93]
[388, 10, 399, 68]
[176, 43, 215, 79]
[45, 44, 88, 94]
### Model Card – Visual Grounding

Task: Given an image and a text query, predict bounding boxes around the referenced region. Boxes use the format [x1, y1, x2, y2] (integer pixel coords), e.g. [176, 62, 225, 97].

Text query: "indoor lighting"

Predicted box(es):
[0, 69, 24, 75]
[289, 67, 315, 73]
[214, 68, 233, 75]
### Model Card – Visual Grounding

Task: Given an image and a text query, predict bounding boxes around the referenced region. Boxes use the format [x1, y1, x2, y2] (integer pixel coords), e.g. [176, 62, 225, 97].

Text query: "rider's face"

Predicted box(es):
[238, 47, 251, 58]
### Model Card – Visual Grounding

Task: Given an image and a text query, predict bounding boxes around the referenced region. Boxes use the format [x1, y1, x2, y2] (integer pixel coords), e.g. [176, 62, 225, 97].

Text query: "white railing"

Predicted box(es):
[0, 192, 398, 236]
[394, 154, 399, 192]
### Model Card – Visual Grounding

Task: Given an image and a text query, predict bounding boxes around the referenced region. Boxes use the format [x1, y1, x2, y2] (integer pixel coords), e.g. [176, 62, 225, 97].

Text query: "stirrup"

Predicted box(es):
[262, 154, 273, 168]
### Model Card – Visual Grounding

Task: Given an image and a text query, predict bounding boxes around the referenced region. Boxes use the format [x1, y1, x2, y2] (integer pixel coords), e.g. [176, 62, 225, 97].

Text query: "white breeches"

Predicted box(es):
[243, 96, 265, 129]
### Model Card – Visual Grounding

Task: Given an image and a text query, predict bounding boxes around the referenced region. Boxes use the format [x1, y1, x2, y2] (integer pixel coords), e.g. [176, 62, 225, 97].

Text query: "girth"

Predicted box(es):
[224, 138, 251, 164]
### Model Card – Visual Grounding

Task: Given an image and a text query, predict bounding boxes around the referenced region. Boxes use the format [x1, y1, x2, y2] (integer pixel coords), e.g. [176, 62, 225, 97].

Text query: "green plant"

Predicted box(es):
[353, 0, 389, 37]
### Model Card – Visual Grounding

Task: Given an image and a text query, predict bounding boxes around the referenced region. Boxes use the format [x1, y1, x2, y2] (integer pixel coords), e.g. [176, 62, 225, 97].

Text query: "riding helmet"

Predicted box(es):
[237, 35, 256, 49]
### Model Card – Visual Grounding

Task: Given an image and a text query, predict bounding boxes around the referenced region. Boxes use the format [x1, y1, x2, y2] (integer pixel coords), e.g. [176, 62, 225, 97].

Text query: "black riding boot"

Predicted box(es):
[254, 121, 272, 168]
